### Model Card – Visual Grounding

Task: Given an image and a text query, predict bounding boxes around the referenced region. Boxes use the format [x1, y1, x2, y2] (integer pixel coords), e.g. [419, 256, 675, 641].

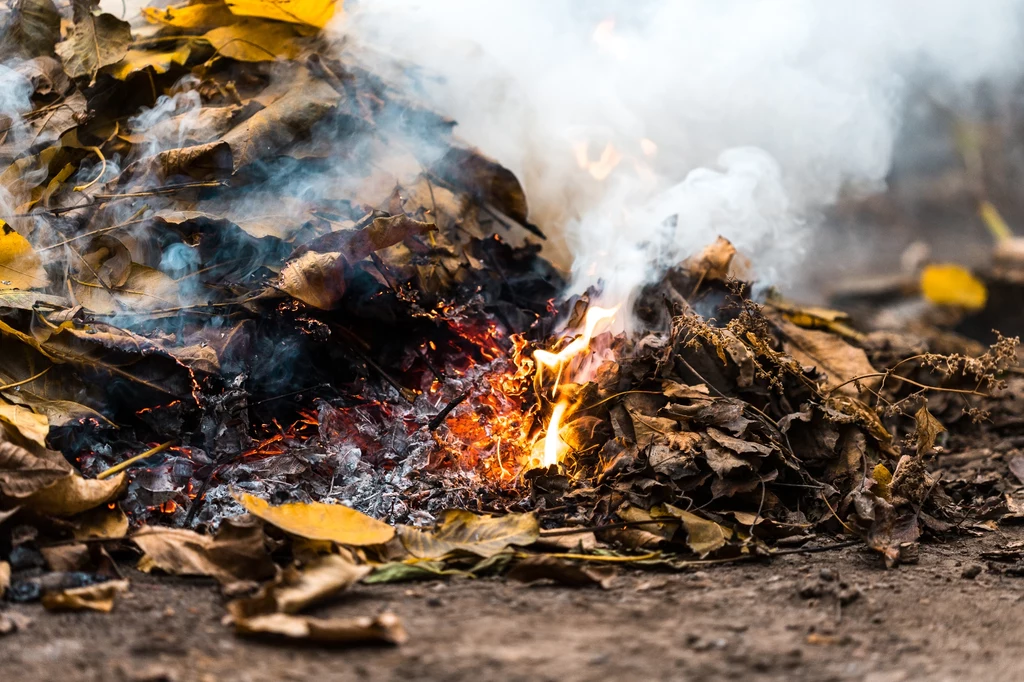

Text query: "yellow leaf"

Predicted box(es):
[106, 45, 192, 80]
[235, 491, 395, 546]
[0, 222, 49, 290]
[872, 463, 892, 500]
[226, 0, 341, 29]
[654, 504, 731, 558]
[203, 18, 310, 62]
[73, 504, 129, 540]
[143, 0, 237, 28]
[920, 264, 987, 310]
[41, 579, 128, 613]
[24, 471, 126, 516]
[0, 400, 49, 448]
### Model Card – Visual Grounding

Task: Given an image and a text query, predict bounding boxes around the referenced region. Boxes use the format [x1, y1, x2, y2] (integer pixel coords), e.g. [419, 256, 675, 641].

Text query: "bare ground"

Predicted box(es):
[4, 526, 1024, 682]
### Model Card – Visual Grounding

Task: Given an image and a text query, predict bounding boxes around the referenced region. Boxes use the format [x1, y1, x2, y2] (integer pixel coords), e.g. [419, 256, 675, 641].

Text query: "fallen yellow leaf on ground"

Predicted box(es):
[41, 579, 129, 612]
[229, 554, 369, 616]
[106, 45, 192, 80]
[24, 470, 127, 516]
[920, 264, 987, 310]
[0, 400, 49, 448]
[231, 611, 407, 645]
[0, 222, 49, 291]
[236, 492, 395, 546]
[143, 0, 237, 29]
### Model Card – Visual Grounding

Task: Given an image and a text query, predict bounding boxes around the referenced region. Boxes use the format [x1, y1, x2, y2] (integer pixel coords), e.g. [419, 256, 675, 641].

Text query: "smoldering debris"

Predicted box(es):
[2, 0, 1024, 651]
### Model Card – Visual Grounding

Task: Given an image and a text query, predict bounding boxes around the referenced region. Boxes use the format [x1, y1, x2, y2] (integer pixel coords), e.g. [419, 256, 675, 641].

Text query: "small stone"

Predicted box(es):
[962, 564, 983, 580]
[426, 596, 444, 607]
[819, 568, 837, 582]
[799, 582, 826, 599]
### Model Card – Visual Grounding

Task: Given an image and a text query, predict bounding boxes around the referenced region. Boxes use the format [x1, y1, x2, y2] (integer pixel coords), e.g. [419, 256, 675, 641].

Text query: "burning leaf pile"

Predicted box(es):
[2, 0, 1024, 646]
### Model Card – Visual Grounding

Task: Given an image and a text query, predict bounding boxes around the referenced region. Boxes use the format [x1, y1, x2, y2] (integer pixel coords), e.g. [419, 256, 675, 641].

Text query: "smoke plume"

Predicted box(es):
[340, 0, 1024, 319]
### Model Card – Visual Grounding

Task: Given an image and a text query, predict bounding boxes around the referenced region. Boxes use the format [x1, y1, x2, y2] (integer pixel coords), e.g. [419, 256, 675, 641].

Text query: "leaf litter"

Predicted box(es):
[0, 0, 1022, 652]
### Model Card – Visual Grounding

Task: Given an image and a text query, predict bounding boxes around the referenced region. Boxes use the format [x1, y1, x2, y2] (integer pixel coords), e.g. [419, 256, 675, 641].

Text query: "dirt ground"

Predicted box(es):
[2, 527, 1024, 682]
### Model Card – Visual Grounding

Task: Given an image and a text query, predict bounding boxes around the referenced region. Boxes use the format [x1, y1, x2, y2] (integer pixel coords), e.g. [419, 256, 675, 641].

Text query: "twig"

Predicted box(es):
[72, 146, 107, 192]
[771, 540, 861, 556]
[427, 391, 470, 430]
[97, 441, 174, 480]
[0, 366, 51, 391]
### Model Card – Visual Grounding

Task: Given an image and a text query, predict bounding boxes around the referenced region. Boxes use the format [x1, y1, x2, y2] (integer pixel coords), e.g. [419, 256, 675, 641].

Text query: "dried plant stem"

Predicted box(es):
[97, 440, 174, 480]
[0, 366, 51, 391]
[72, 146, 107, 192]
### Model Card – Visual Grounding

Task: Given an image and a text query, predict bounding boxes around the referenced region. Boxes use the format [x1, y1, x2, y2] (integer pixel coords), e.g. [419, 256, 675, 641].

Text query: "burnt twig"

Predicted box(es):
[427, 390, 470, 430]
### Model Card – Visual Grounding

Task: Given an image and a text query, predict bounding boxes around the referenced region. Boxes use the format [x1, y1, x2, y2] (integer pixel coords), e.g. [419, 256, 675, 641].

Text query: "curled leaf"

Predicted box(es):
[54, 1, 132, 84]
[41, 579, 128, 613]
[236, 491, 396, 546]
[398, 509, 539, 559]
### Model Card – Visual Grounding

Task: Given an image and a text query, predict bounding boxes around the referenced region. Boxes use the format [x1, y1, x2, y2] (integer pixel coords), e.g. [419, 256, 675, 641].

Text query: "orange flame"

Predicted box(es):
[573, 141, 622, 181]
[532, 305, 619, 468]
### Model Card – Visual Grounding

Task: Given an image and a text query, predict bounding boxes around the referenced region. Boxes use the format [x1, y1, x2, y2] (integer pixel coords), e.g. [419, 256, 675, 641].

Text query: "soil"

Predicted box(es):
[3, 528, 1024, 682]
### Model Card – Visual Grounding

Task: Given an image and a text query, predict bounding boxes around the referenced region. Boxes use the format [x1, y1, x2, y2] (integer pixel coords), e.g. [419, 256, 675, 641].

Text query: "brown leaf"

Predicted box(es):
[41, 543, 91, 572]
[705, 427, 773, 456]
[228, 554, 370, 617]
[655, 504, 731, 558]
[686, 236, 736, 281]
[1009, 456, 1024, 487]
[24, 470, 126, 516]
[301, 215, 438, 262]
[0, 560, 9, 599]
[41, 579, 128, 613]
[0, 399, 49, 448]
[430, 147, 530, 227]
[779, 319, 878, 397]
[398, 510, 539, 559]
[0, 0, 60, 60]
[507, 555, 615, 588]
[277, 251, 348, 310]
[913, 405, 945, 457]
[72, 499, 129, 536]
[0, 441, 70, 499]
[133, 520, 275, 585]
[237, 492, 395, 546]
[55, 1, 132, 84]
[231, 611, 407, 645]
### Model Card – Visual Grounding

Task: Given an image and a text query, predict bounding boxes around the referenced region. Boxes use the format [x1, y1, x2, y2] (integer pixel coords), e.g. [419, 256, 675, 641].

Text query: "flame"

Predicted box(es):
[640, 138, 658, 157]
[541, 400, 569, 468]
[532, 305, 619, 468]
[573, 141, 622, 181]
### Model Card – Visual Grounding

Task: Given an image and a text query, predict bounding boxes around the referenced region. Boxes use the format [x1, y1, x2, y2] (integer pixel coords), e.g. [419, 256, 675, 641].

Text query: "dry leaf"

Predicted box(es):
[41, 543, 91, 572]
[278, 251, 348, 309]
[225, 0, 341, 28]
[655, 504, 731, 558]
[398, 509, 539, 559]
[54, 1, 132, 84]
[301, 215, 438, 262]
[920, 263, 987, 310]
[236, 491, 396, 546]
[779, 319, 878, 397]
[133, 519, 275, 585]
[687, 236, 736, 281]
[0, 560, 9, 599]
[0, 222, 49, 291]
[106, 45, 192, 81]
[41, 579, 128, 613]
[913, 405, 945, 457]
[203, 19, 308, 62]
[143, 0, 237, 29]
[0, 0, 60, 60]
[231, 611, 407, 645]
[507, 555, 615, 588]
[24, 470, 126, 516]
[0, 400, 49, 448]
[73, 504, 129, 540]
[228, 554, 370, 617]
[0, 441, 70, 499]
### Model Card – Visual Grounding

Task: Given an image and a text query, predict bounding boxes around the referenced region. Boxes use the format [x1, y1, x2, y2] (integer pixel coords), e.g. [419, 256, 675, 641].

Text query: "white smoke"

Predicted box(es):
[340, 0, 1024, 318]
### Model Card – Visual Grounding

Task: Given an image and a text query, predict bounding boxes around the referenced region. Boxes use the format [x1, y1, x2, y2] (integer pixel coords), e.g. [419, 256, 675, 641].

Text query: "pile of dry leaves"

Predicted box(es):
[2, 0, 1024, 645]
